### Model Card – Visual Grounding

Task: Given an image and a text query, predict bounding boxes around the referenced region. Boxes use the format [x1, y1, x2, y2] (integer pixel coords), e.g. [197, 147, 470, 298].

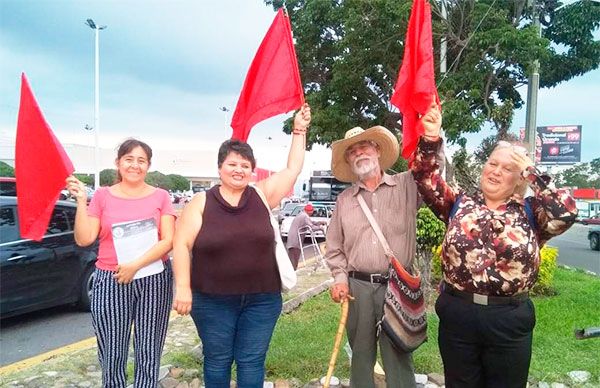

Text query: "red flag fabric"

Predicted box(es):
[230, 8, 304, 142]
[15, 73, 74, 241]
[391, 0, 440, 159]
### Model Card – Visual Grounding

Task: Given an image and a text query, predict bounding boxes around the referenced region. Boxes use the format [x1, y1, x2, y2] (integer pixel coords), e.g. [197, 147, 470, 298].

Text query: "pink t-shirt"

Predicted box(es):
[88, 187, 177, 271]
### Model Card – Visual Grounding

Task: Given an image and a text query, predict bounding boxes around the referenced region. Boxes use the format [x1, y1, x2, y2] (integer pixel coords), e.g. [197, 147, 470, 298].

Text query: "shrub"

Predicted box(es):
[416, 207, 446, 296]
[531, 245, 558, 296]
[431, 245, 443, 284]
[416, 207, 446, 251]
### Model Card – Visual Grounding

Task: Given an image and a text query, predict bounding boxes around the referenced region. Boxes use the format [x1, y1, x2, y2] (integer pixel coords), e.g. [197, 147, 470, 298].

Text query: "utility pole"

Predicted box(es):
[440, 0, 447, 74]
[524, 0, 541, 162]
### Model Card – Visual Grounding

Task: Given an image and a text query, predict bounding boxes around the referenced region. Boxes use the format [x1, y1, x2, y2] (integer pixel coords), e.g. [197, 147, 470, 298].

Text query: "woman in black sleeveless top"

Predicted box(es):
[172, 104, 311, 387]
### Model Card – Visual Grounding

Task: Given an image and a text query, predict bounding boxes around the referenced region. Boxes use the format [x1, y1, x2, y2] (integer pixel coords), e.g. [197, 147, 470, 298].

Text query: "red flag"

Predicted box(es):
[391, 0, 440, 159]
[230, 8, 304, 142]
[15, 73, 74, 241]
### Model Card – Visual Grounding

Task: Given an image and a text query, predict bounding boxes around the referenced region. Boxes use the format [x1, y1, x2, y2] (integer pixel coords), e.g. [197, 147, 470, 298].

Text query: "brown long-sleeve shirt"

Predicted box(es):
[325, 172, 420, 284]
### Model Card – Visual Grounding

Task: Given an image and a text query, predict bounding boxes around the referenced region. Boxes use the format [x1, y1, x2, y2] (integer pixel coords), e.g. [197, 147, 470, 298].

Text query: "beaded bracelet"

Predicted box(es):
[293, 128, 307, 135]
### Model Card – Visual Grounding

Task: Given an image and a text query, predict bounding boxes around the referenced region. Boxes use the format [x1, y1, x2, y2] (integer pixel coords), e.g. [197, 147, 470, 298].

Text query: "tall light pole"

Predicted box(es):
[524, 0, 541, 162]
[440, 0, 447, 74]
[86, 19, 106, 189]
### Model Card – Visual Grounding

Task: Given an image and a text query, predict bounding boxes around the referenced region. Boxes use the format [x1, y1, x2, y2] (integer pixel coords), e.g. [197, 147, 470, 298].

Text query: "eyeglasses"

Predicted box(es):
[496, 140, 528, 156]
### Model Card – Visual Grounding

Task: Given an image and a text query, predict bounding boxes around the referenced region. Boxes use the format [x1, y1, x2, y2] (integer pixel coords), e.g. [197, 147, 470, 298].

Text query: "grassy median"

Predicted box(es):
[266, 267, 600, 384]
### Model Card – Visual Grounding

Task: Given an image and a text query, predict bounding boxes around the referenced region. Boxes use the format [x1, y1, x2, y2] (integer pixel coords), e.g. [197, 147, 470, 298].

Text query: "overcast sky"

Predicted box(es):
[1, 0, 598, 177]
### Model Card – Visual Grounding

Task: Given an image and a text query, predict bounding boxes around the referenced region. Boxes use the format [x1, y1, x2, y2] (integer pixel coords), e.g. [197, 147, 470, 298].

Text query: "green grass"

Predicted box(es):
[529, 268, 600, 383]
[267, 292, 350, 381]
[162, 351, 202, 372]
[265, 268, 600, 384]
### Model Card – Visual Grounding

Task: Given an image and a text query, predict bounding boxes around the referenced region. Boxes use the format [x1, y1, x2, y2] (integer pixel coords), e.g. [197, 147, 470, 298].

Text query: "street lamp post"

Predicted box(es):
[86, 19, 106, 189]
[524, 0, 541, 162]
[523, 0, 600, 163]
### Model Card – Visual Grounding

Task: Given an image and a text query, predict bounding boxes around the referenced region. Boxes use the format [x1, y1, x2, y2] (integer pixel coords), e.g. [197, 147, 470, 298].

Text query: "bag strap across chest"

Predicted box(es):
[356, 194, 397, 265]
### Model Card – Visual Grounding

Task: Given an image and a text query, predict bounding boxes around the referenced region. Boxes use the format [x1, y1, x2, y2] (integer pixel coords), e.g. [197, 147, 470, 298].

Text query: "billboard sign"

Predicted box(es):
[520, 125, 582, 165]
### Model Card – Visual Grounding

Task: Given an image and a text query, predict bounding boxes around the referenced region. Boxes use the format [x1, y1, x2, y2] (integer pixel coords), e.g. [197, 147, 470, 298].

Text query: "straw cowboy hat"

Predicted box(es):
[331, 126, 400, 183]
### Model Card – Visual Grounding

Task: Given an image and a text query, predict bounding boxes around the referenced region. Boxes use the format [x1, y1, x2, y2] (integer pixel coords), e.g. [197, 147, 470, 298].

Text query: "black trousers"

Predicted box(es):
[436, 291, 536, 388]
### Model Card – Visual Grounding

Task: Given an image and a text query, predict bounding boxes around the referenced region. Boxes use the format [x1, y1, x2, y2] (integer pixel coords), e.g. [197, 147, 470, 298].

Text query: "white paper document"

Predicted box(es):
[112, 218, 163, 279]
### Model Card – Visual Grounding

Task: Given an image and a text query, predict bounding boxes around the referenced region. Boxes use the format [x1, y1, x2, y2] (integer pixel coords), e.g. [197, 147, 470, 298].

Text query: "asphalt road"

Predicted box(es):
[0, 304, 94, 366]
[548, 222, 600, 275]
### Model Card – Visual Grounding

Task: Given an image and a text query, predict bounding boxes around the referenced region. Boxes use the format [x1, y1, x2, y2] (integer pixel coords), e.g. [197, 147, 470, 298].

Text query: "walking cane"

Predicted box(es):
[324, 295, 354, 388]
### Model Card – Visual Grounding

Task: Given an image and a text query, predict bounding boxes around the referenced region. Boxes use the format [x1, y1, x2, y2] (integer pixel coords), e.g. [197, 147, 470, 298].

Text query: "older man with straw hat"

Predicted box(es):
[325, 115, 441, 387]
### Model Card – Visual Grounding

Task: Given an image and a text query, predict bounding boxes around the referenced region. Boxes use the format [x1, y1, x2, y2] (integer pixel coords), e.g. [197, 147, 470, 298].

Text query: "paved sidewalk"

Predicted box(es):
[0, 255, 333, 388]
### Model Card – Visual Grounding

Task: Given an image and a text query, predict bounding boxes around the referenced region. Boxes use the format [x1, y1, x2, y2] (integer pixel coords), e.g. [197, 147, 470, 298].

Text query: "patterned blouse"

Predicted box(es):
[411, 138, 577, 296]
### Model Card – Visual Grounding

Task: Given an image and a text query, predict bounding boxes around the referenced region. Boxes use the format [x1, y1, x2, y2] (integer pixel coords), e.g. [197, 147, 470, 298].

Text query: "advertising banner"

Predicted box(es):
[520, 125, 581, 164]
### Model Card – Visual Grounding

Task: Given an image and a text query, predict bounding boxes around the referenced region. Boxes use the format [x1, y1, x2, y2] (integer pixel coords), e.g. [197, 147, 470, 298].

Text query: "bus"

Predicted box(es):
[305, 170, 351, 205]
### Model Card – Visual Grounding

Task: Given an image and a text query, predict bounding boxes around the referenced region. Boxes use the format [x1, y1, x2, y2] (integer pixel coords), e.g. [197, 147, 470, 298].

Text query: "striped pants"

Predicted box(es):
[91, 262, 173, 388]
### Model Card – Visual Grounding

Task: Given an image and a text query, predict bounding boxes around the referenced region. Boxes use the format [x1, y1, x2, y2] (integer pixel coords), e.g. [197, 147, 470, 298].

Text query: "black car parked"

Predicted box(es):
[0, 196, 98, 319]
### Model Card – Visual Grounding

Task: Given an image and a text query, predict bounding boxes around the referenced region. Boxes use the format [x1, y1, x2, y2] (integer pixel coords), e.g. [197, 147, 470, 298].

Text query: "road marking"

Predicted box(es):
[0, 337, 97, 376]
[0, 310, 181, 376]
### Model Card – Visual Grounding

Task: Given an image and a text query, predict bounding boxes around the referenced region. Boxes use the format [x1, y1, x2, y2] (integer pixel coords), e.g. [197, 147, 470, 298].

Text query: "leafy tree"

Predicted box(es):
[451, 146, 481, 194]
[0, 161, 15, 177]
[474, 133, 520, 165]
[74, 173, 94, 186]
[265, 0, 600, 149]
[146, 171, 170, 189]
[100, 169, 117, 186]
[554, 159, 600, 188]
[590, 157, 600, 173]
[388, 157, 409, 174]
[167, 174, 190, 191]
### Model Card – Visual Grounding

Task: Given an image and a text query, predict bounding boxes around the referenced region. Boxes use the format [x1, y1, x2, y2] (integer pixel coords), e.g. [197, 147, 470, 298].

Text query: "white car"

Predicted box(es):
[277, 202, 305, 224]
[280, 204, 330, 239]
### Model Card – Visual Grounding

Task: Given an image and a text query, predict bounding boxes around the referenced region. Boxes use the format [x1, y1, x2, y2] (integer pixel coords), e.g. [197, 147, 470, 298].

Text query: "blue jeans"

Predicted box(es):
[190, 291, 282, 388]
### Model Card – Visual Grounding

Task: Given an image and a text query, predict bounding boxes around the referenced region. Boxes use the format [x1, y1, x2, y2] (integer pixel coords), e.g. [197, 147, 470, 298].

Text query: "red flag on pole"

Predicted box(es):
[230, 8, 304, 142]
[391, 0, 440, 159]
[15, 73, 74, 241]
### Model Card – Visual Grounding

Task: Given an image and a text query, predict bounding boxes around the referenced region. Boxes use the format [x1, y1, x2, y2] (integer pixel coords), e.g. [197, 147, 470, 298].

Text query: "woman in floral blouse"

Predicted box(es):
[412, 102, 577, 388]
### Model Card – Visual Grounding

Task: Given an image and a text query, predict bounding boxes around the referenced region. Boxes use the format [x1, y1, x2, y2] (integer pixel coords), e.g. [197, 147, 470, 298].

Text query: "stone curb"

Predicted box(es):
[283, 278, 333, 314]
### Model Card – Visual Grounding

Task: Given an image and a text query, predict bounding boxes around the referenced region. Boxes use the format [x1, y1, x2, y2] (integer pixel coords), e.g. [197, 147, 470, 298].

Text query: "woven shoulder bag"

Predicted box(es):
[357, 194, 427, 352]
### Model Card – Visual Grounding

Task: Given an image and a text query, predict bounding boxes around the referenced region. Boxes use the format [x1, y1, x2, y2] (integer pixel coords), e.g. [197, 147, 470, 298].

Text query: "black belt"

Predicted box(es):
[442, 282, 529, 306]
[349, 271, 388, 284]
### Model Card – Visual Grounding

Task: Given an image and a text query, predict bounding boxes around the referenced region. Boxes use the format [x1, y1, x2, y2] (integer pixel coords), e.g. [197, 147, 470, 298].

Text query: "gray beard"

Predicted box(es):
[352, 157, 379, 180]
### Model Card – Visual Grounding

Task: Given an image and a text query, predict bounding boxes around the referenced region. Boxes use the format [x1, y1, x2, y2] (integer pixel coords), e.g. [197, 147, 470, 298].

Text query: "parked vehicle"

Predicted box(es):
[581, 214, 600, 226]
[277, 202, 306, 224]
[279, 203, 331, 238]
[0, 177, 16, 196]
[588, 226, 600, 251]
[0, 196, 98, 319]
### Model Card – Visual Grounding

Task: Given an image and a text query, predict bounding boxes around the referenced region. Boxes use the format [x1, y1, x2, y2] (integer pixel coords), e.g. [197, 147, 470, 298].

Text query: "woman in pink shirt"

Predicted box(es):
[66, 138, 176, 387]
